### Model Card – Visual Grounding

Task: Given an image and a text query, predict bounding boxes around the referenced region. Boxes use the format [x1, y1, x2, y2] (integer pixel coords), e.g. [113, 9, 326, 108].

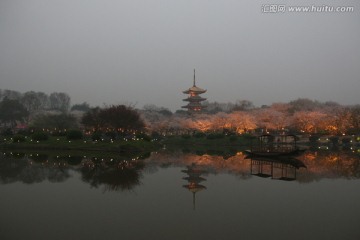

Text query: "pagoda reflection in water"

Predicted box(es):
[182, 163, 207, 210]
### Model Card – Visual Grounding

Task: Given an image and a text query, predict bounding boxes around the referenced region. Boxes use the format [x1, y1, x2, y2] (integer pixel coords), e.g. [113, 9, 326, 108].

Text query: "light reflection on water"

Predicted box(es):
[0, 150, 360, 240]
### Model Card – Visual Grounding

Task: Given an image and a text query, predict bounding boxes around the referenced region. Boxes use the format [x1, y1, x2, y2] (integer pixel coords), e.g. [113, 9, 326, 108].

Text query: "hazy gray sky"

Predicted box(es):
[1, 0, 359, 110]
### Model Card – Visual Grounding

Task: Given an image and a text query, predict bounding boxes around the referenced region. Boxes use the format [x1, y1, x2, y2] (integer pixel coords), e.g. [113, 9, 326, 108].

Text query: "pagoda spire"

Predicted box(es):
[193, 69, 196, 87]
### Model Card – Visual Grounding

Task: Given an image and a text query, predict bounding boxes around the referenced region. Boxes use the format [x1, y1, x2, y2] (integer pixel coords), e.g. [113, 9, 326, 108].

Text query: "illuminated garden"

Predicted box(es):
[0, 89, 360, 151]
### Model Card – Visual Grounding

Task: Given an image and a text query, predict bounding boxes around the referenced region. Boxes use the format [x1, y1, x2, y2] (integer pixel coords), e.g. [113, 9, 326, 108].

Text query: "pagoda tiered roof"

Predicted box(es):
[182, 69, 207, 112]
[183, 95, 207, 102]
[183, 86, 207, 94]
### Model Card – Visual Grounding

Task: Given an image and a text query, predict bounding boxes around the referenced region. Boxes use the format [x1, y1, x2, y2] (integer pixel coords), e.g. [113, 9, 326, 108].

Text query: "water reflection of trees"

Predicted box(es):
[1, 150, 360, 187]
[0, 153, 28, 184]
[145, 150, 360, 182]
[80, 157, 144, 192]
[0, 152, 71, 184]
[298, 150, 360, 182]
[0, 152, 144, 191]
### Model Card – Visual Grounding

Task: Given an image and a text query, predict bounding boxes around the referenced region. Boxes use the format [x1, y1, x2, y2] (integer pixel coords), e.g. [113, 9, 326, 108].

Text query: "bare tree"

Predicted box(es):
[49, 92, 71, 112]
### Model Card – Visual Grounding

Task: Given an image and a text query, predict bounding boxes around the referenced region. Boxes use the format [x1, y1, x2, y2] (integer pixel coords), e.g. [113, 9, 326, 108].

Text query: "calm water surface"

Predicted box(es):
[1, 150, 360, 240]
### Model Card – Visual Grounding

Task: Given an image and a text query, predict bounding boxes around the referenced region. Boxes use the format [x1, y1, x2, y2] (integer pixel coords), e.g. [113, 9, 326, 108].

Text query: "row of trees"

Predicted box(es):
[0, 88, 145, 133]
[0, 89, 71, 112]
[200, 98, 345, 114]
[81, 105, 145, 133]
[141, 99, 360, 135]
[0, 101, 145, 136]
[1, 90, 359, 137]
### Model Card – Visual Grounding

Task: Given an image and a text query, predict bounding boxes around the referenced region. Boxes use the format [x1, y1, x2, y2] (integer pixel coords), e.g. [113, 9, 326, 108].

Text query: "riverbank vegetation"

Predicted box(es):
[1, 88, 360, 153]
[0, 132, 160, 154]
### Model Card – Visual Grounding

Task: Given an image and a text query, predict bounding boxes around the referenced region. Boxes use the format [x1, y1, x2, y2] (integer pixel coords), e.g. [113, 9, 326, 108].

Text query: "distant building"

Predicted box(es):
[182, 69, 207, 112]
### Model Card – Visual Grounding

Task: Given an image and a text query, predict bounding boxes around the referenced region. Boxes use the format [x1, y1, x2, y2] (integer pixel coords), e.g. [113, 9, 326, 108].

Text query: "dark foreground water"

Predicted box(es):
[1, 150, 360, 240]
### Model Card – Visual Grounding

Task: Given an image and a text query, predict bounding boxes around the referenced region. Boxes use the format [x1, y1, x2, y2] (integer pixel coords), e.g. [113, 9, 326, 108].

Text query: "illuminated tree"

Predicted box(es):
[191, 114, 213, 132]
[228, 111, 257, 133]
[292, 111, 327, 133]
[349, 105, 360, 133]
[210, 112, 230, 131]
[324, 107, 351, 135]
[253, 108, 278, 132]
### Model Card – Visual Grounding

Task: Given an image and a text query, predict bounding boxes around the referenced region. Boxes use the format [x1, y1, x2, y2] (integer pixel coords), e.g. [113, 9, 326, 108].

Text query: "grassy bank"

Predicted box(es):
[0, 135, 161, 154]
[0, 133, 255, 155]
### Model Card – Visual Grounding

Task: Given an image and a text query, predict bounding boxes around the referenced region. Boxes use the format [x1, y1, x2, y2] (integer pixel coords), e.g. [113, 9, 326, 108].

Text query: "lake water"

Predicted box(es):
[1, 149, 360, 240]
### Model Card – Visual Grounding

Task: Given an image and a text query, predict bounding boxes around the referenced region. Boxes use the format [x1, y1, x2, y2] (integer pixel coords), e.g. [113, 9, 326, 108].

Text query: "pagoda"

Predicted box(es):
[182, 69, 207, 112]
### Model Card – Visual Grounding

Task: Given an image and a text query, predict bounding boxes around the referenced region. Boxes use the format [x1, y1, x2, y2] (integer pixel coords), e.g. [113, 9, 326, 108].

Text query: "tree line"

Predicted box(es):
[1, 87, 360, 137]
[0, 89, 71, 113]
[142, 99, 360, 135]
